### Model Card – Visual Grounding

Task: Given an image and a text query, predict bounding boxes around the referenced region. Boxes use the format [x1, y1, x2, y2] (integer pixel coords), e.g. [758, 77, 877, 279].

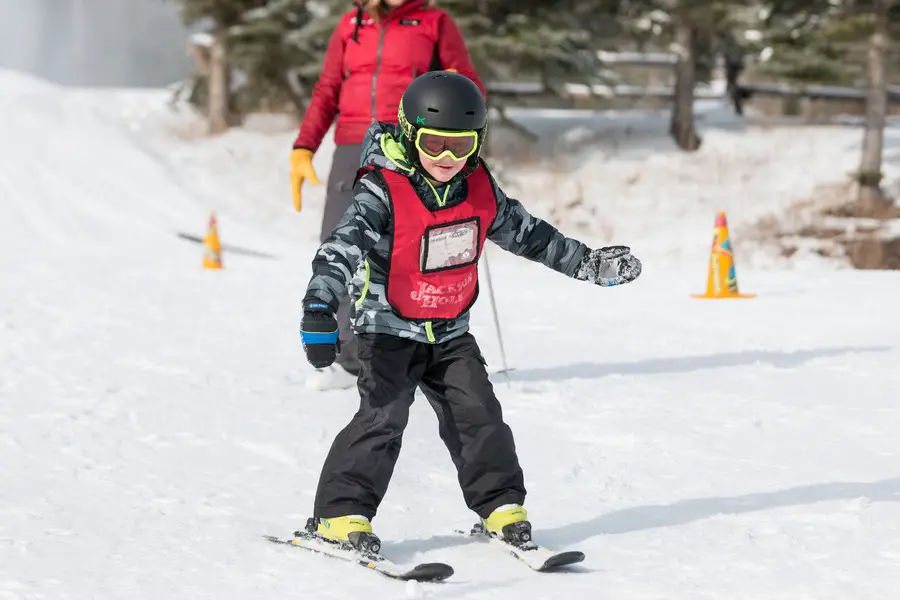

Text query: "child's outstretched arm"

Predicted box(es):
[486, 171, 641, 287]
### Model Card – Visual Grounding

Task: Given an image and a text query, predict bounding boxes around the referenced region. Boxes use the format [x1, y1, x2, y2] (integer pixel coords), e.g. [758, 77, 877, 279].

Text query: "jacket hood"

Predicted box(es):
[360, 121, 416, 174]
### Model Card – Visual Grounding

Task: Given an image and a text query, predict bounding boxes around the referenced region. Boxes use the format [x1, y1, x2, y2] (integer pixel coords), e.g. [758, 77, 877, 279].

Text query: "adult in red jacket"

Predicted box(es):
[289, 0, 484, 386]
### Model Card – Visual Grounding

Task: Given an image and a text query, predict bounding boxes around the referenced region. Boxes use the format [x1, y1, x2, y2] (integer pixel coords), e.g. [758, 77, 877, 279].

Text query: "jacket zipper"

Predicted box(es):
[371, 23, 388, 122]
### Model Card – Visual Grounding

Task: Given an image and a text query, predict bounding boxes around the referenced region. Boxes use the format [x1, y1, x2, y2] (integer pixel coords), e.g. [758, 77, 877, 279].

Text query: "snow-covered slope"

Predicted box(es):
[3, 73, 900, 600]
[81, 88, 900, 271]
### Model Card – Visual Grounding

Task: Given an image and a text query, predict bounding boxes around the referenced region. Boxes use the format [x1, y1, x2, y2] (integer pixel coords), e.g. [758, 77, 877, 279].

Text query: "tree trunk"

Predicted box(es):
[858, 0, 890, 213]
[72, 0, 87, 85]
[669, 2, 701, 151]
[207, 30, 231, 135]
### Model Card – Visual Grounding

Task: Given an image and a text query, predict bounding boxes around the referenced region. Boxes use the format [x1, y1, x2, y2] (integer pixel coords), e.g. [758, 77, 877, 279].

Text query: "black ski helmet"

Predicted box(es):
[398, 71, 488, 177]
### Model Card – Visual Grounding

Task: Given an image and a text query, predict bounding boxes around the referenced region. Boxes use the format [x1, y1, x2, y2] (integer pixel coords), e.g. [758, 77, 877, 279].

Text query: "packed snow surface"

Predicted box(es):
[2, 71, 899, 599]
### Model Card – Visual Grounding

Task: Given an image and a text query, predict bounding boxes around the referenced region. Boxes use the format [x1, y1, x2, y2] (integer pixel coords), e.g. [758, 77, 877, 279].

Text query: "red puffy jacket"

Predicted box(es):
[293, 1, 485, 152]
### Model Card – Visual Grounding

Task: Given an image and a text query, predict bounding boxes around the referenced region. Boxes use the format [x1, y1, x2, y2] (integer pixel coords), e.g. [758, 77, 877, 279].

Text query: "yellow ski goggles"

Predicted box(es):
[414, 128, 479, 161]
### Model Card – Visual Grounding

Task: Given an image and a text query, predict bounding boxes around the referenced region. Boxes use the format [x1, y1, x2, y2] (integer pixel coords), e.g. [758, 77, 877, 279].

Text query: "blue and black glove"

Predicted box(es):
[300, 300, 339, 368]
[574, 245, 642, 287]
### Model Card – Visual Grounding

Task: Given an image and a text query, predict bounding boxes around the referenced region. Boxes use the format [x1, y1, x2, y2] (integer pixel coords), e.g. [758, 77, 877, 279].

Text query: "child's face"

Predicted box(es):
[418, 151, 466, 183]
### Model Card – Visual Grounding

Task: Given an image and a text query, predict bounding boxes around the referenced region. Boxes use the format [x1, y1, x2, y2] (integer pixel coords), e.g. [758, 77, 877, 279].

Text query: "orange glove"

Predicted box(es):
[290, 148, 320, 212]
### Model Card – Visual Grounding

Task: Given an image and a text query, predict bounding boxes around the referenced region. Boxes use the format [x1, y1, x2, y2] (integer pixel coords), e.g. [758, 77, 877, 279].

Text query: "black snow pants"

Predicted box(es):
[320, 143, 365, 375]
[313, 332, 526, 520]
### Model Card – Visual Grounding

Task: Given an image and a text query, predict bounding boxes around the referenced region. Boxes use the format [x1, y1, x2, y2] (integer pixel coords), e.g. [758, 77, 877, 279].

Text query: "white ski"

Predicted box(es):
[457, 523, 585, 572]
[264, 533, 453, 582]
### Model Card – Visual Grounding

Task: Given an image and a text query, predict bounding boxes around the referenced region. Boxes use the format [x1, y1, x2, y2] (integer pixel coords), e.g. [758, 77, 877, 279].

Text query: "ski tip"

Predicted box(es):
[263, 534, 296, 546]
[401, 562, 454, 581]
[539, 551, 585, 571]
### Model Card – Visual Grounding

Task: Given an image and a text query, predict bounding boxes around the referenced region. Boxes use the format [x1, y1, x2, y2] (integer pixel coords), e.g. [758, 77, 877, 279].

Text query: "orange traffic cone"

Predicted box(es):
[691, 211, 754, 299]
[202, 212, 223, 269]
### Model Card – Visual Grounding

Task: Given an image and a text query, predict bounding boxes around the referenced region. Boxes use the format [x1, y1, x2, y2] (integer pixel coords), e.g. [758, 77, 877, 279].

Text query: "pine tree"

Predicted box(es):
[612, 0, 755, 151]
[438, 0, 613, 89]
[748, 0, 862, 84]
[858, 0, 891, 212]
[437, 0, 617, 165]
[749, 0, 900, 211]
[176, 0, 268, 133]
[175, 0, 346, 128]
[227, 0, 346, 115]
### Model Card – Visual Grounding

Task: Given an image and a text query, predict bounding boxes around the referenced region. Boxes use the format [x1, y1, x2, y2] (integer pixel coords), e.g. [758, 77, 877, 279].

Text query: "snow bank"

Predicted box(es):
[20, 70, 898, 277]
[75, 88, 889, 272]
[500, 118, 869, 270]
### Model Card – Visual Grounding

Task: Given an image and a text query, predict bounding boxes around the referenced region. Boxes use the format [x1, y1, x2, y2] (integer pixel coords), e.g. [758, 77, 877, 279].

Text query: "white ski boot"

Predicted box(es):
[305, 364, 357, 391]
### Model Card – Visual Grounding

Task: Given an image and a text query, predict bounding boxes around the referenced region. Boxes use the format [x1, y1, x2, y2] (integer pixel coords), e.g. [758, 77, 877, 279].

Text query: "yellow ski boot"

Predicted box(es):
[307, 515, 381, 554]
[482, 504, 532, 545]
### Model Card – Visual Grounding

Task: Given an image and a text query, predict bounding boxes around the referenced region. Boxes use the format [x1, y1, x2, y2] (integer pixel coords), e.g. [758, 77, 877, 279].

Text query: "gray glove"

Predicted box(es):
[574, 245, 642, 287]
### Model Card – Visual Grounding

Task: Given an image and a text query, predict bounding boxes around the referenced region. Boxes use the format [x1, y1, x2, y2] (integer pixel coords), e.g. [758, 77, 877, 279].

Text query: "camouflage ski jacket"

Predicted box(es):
[302, 122, 589, 344]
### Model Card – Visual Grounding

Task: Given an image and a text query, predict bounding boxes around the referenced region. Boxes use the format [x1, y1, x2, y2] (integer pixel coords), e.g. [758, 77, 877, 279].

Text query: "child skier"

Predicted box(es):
[299, 71, 642, 553]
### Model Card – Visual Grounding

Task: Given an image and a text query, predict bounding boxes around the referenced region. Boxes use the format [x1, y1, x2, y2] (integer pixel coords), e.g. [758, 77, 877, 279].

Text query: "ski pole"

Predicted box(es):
[482, 247, 511, 383]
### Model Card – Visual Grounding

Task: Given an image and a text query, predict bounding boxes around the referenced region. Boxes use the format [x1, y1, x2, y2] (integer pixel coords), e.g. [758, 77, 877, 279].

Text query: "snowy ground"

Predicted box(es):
[3, 71, 900, 599]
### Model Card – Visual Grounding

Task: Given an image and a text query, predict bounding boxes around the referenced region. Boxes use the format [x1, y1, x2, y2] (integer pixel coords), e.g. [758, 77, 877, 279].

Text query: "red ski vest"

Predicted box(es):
[381, 165, 497, 320]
